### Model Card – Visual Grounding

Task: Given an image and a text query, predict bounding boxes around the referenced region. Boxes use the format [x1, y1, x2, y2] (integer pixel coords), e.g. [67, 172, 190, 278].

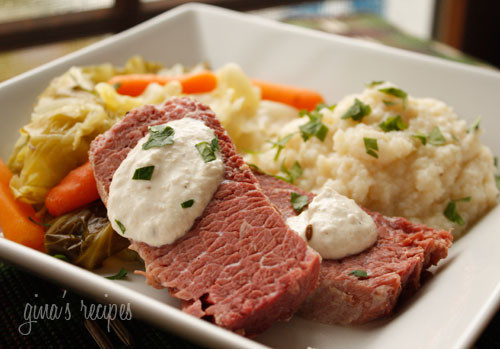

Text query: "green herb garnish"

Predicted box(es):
[494, 156, 498, 168]
[383, 100, 397, 106]
[367, 80, 385, 88]
[269, 133, 295, 161]
[143, 125, 175, 150]
[341, 98, 372, 121]
[299, 111, 329, 142]
[290, 192, 309, 213]
[349, 270, 368, 279]
[279, 160, 303, 184]
[105, 268, 128, 280]
[132, 165, 155, 180]
[28, 216, 51, 228]
[363, 137, 379, 158]
[248, 163, 262, 172]
[379, 115, 408, 132]
[115, 219, 126, 234]
[181, 199, 195, 208]
[53, 254, 70, 262]
[428, 126, 446, 146]
[496, 175, 500, 191]
[112, 82, 121, 90]
[314, 103, 337, 112]
[411, 133, 428, 145]
[443, 197, 471, 226]
[196, 137, 219, 163]
[378, 87, 408, 108]
[469, 116, 481, 133]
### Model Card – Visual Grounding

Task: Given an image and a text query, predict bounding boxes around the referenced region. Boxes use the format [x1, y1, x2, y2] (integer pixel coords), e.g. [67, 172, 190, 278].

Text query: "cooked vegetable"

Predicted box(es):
[108, 71, 217, 97]
[8, 57, 163, 204]
[44, 201, 130, 269]
[45, 161, 100, 217]
[251, 79, 324, 111]
[0, 160, 44, 251]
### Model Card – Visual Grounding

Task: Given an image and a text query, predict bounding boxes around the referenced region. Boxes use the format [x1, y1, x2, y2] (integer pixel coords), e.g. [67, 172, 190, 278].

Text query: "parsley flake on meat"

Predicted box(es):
[105, 268, 128, 280]
[379, 115, 408, 132]
[378, 87, 408, 108]
[196, 137, 219, 163]
[342, 98, 371, 122]
[443, 196, 471, 226]
[132, 165, 155, 180]
[142, 125, 175, 150]
[363, 137, 379, 158]
[349, 270, 368, 279]
[290, 192, 309, 213]
[181, 199, 195, 208]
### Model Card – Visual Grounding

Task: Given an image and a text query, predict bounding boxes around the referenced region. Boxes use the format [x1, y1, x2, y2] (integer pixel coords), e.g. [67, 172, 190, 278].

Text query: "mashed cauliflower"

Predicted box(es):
[239, 81, 498, 237]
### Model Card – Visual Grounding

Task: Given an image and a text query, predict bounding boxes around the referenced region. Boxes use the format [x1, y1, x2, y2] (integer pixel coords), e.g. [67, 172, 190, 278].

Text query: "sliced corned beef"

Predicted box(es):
[89, 97, 321, 336]
[252, 170, 453, 325]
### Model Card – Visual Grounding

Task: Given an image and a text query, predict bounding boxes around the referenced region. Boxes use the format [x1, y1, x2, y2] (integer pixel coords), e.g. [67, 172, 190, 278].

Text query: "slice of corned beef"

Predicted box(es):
[252, 170, 453, 325]
[89, 97, 321, 336]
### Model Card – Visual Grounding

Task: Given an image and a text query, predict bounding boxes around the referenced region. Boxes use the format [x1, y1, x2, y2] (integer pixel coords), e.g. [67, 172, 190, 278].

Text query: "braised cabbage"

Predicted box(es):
[8, 56, 164, 204]
[44, 201, 129, 270]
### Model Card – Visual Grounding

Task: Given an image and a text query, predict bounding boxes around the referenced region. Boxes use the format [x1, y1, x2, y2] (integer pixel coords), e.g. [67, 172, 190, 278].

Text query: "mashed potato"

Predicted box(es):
[238, 81, 498, 237]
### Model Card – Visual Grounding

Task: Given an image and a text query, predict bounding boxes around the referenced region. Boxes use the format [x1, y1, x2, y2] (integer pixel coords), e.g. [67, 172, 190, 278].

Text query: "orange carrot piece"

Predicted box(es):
[0, 159, 12, 185]
[0, 160, 44, 251]
[251, 79, 325, 111]
[108, 71, 217, 97]
[45, 161, 100, 217]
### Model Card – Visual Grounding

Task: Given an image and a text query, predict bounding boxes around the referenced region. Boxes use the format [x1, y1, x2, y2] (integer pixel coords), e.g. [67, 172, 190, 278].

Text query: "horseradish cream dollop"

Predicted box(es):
[108, 118, 224, 247]
[287, 180, 377, 259]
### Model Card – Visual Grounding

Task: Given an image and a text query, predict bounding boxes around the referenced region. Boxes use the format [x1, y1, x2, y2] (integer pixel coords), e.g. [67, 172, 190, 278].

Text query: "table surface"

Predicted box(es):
[0, 6, 498, 349]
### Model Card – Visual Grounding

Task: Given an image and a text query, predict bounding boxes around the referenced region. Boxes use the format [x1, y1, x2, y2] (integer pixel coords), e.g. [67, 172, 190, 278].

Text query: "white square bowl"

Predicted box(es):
[1, 4, 500, 349]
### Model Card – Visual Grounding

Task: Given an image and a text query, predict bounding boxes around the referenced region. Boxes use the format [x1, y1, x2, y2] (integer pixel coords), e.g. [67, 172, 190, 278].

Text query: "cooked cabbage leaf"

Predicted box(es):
[44, 201, 130, 270]
[8, 56, 164, 204]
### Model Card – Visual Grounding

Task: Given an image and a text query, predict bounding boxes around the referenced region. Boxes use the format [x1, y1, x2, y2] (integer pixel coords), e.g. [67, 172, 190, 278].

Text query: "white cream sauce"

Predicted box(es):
[107, 118, 224, 247]
[287, 180, 377, 259]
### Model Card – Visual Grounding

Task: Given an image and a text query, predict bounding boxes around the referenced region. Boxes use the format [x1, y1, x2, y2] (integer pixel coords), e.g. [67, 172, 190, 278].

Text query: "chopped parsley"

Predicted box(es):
[132, 165, 155, 180]
[181, 199, 195, 208]
[341, 98, 371, 122]
[443, 197, 471, 226]
[112, 82, 121, 90]
[366, 80, 385, 88]
[248, 163, 262, 172]
[142, 125, 175, 150]
[349, 270, 368, 279]
[494, 156, 498, 168]
[496, 175, 500, 191]
[196, 137, 219, 163]
[53, 254, 70, 262]
[378, 87, 408, 108]
[269, 133, 295, 161]
[277, 160, 303, 184]
[28, 216, 51, 228]
[290, 192, 309, 213]
[428, 126, 446, 146]
[411, 133, 428, 145]
[299, 109, 329, 142]
[363, 137, 379, 158]
[383, 100, 397, 106]
[115, 219, 126, 234]
[469, 116, 481, 133]
[379, 115, 408, 132]
[105, 268, 128, 280]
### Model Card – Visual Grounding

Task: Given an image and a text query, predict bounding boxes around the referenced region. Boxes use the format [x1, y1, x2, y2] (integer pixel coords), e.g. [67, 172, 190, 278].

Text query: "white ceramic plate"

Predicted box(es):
[1, 4, 500, 349]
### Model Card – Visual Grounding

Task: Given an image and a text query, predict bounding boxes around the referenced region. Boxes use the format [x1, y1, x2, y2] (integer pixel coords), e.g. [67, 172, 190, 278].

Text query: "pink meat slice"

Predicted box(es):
[89, 97, 321, 336]
[253, 171, 453, 325]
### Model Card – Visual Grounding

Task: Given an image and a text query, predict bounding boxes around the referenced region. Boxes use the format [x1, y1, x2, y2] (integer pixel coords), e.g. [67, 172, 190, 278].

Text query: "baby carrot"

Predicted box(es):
[108, 71, 217, 97]
[45, 161, 100, 217]
[251, 79, 325, 111]
[0, 159, 44, 251]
